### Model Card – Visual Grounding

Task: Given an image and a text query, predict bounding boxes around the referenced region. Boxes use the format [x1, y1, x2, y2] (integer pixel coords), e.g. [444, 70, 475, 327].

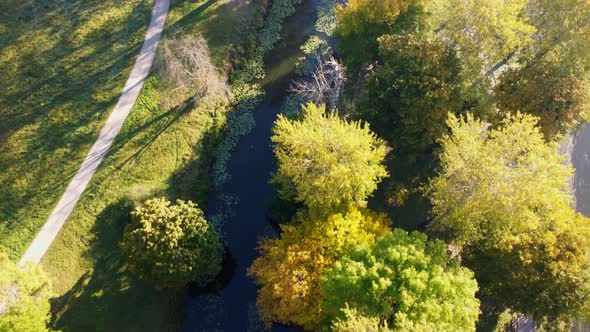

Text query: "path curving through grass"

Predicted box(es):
[19, 0, 171, 266]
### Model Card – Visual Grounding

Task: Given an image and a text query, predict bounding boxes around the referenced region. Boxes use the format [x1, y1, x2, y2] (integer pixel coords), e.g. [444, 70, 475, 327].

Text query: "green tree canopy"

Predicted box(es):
[0, 254, 52, 332]
[429, 113, 590, 320]
[524, 0, 590, 72]
[248, 208, 391, 330]
[429, 0, 534, 76]
[359, 31, 467, 160]
[334, 0, 421, 67]
[120, 198, 223, 288]
[332, 306, 391, 332]
[322, 229, 480, 331]
[272, 103, 388, 211]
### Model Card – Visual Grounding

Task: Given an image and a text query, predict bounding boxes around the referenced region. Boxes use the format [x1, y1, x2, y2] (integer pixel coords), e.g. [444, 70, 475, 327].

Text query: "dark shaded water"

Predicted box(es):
[181, 1, 316, 331]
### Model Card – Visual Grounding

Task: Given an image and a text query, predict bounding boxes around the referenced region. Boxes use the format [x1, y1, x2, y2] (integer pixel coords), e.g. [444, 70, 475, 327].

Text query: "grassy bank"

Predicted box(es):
[0, 0, 154, 259]
[6, 0, 267, 331]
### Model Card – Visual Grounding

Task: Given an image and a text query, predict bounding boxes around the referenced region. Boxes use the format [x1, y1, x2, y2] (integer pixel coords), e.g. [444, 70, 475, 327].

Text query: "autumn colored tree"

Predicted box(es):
[491, 0, 590, 140]
[248, 208, 391, 330]
[0, 253, 52, 332]
[429, 113, 590, 321]
[465, 211, 590, 321]
[431, 0, 533, 75]
[120, 198, 223, 288]
[429, 113, 572, 243]
[495, 59, 590, 139]
[524, 0, 590, 72]
[322, 229, 480, 331]
[272, 103, 388, 211]
[334, 0, 423, 67]
[359, 32, 466, 160]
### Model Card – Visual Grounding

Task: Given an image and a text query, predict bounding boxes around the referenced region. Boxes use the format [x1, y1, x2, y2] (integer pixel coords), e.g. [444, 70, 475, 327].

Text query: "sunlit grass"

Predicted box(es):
[0, 0, 153, 258]
[18, 0, 266, 330]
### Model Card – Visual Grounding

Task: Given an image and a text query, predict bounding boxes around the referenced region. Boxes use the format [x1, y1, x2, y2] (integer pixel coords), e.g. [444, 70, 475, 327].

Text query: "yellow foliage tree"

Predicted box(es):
[427, 0, 535, 81]
[248, 208, 391, 330]
[429, 112, 590, 320]
[272, 103, 389, 211]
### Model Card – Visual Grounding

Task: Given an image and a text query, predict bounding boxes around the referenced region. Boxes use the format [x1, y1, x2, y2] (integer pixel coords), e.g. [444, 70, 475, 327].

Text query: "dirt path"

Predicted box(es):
[19, 0, 171, 266]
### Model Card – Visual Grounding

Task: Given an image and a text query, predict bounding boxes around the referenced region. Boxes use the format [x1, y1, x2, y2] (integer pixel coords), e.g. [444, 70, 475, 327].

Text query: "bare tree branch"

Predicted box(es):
[289, 52, 345, 110]
[155, 33, 229, 106]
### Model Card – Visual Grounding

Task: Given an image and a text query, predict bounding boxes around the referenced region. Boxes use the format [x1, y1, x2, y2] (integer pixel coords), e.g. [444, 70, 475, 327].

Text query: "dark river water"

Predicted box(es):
[181, 1, 316, 331]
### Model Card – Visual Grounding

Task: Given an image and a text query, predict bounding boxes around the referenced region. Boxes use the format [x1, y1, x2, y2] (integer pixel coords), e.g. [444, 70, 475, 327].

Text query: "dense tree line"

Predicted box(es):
[249, 0, 590, 330]
[250, 103, 481, 330]
[430, 113, 590, 324]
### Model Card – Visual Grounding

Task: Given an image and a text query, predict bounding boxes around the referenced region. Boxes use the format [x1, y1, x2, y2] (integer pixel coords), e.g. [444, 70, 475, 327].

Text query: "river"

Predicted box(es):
[179, 1, 590, 327]
[181, 1, 316, 331]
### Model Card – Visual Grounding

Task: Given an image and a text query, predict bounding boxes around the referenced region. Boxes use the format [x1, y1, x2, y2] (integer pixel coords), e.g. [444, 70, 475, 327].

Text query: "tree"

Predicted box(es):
[359, 32, 467, 160]
[248, 208, 391, 330]
[322, 229, 480, 331]
[120, 198, 223, 288]
[0, 253, 52, 332]
[290, 53, 345, 111]
[464, 211, 590, 321]
[272, 103, 389, 211]
[495, 58, 590, 139]
[491, 0, 590, 140]
[332, 306, 390, 332]
[524, 0, 590, 72]
[155, 33, 229, 106]
[427, 0, 534, 82]
[334, 0, 420, 68]
[429, 113, 590, 320]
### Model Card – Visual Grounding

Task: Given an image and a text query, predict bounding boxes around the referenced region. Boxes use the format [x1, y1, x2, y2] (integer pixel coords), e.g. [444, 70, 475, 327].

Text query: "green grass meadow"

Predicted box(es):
[1, 0, 265, 330]
[0, 0, 154, 259]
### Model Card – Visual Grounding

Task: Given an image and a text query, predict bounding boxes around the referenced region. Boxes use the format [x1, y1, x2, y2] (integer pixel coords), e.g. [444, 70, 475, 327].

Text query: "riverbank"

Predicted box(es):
[181, 0, 317, 330]
[35, 0, 266, 330]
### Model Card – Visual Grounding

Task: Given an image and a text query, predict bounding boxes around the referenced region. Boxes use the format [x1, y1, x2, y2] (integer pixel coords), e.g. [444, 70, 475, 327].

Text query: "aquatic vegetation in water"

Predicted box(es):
[315, 0, 343, 35]
[211, 110, 256, 189]
[237, 0, 305, 82]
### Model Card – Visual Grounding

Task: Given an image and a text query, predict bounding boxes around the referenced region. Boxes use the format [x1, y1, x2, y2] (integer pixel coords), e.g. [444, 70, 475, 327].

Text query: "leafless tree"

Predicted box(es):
[289, 52, 345, 110]
[155, 33, 229, 106]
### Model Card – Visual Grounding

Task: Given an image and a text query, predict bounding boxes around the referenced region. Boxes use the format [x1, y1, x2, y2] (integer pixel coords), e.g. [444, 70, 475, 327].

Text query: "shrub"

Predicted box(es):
[155, 33, 230, 107]
[121, 198, 223, 288]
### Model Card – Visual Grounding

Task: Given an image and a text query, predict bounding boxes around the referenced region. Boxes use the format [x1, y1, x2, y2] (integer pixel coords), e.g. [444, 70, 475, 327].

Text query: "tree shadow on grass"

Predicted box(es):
[166, 113, 224, 206]
[0, 0, 155, 254]
[0, 0, 151, 143]
[49, 95, 240, 331]
[50, 198, 184, 332]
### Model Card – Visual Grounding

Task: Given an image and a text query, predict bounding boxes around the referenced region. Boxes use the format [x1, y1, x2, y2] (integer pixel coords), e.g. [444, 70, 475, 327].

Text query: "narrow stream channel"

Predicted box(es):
[181, 1, 316, 330]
